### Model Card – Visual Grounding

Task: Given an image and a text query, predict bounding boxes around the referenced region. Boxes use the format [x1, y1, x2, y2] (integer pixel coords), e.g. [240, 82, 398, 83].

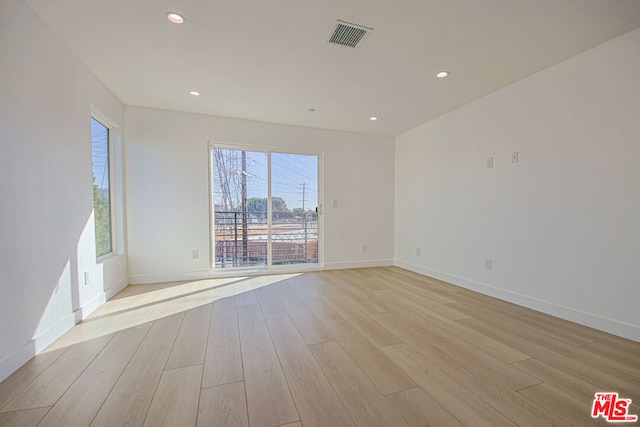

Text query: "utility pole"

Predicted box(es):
[301, 182, 308, 262]
[241, 151, 248, 264]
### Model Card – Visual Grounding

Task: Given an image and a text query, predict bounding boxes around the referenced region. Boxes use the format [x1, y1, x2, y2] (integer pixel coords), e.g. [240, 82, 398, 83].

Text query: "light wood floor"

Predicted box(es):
[1, 267, 639, 426]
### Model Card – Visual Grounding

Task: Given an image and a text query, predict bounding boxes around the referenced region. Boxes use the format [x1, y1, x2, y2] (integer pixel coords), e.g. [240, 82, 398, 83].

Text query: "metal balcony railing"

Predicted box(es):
[214, 211, 318, 268]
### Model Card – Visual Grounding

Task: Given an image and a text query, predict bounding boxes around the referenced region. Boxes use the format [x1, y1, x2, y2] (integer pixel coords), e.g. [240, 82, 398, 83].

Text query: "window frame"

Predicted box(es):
[91, 106, 120, 261]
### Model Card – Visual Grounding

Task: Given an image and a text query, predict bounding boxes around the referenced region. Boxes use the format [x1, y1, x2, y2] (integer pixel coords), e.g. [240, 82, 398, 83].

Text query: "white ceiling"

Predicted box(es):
[26, 0, 640, 136]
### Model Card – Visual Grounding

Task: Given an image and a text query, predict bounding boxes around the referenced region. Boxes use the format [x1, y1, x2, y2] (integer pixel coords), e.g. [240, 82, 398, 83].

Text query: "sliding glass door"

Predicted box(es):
[211, 146, 320, 270]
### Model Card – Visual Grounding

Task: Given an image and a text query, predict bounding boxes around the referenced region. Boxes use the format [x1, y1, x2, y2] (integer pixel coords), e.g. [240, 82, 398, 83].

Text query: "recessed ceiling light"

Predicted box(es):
[308, 108, 316, 112]
[436, 70, 449, 79]
[166, 12, 186, 24]
[189, 90, 200, 96]
[369, 116, 378, 121]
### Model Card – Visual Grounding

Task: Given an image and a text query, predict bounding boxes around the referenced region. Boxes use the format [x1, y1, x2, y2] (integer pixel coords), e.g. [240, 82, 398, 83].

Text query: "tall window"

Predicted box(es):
[91, 117, 112, 257]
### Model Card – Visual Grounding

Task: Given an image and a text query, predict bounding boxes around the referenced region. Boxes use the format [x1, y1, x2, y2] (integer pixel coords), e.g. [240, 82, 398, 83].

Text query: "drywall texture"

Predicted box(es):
[0, 0, 127, 381]
[125, 106, 395, 283]
[395, 28, 640, 341]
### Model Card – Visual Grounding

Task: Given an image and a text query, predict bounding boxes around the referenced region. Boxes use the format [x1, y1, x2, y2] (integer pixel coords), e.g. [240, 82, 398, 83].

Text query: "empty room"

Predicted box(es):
[1, 0, 640, 426]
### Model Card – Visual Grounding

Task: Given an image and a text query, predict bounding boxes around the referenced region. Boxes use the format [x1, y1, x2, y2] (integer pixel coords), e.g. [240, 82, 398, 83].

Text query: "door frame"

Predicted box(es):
[208, 141, 324, 275]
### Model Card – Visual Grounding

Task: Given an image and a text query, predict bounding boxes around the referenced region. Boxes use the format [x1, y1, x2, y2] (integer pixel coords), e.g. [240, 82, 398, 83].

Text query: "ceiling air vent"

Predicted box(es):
[328, 20, 373, 48]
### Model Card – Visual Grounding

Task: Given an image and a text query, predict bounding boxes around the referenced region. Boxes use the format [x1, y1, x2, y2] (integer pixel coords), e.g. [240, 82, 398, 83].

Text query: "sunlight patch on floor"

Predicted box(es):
[43, 273, 301, 352]
[87, 277, 248, 319]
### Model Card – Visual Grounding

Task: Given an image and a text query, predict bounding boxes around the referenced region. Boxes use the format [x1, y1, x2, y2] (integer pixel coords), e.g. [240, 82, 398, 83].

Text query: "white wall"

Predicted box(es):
[125, 106, 395, 283]
[395, 28, 640, 342]
[0, 0, 127, 381]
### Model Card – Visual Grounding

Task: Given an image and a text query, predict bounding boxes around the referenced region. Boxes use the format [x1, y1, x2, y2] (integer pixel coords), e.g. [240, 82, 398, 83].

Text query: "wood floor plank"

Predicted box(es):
[265, 314, 354, 427]
[517, 337, 640, 388]
[165, 303, 212, 370]
[373, 292, 530, 364]
[374, 268, 458, 303]
[452, 289, 603, 344]
[581, 330, 640, 355]
[303, 296, 417, 395]
[143, 365, 203, 427]
[197, 382, 249, 427]
[0, 347, 67, 410]
[322, 272, 386, 315]
[0, 406, 50, 427]
[579, 341, 640, 370]
[272, 282, 334, 345]
[256, 286, 288, 319]
[202, 297, 243, 388]
[551, 343, 640, 385]
[518, 383, 611, 427]
[235, 290, 258, 306]
[460, 317, 640, 399]
[319, 290, 402, 348]
[448, 298, 593, 347]
[329, 269, 389, 292]
[381, 343, 517, 427]
[449, 299, 640, 382]
[372, 271, 458, 306]
[370, 307, 538, 391]
[385, 267, 458, 292]
[288, 273, 324, 298]
[385, 387, 464, 427]
[376, 311, 562, 425]
[309, 340, 409, 427]
[3, 334, 113, 411]
[375, 311, 566, 426]
[38, 324, 151, 427]
[237, 304, 299, 427]
[91, 313, 184, 427]
[375, 287, 471, 321]
[513, 357, 640, 410]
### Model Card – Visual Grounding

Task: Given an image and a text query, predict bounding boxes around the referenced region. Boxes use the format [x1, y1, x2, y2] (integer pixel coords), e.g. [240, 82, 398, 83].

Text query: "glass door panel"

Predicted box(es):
[271, 153, 319, 266]
[212, 148, 268, 268]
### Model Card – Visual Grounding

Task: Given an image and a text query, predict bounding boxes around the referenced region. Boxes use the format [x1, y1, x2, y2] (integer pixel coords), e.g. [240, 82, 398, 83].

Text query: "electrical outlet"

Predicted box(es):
[84, 271, 90, 285]
[192, 249, 199, 259]
[512, 151, 519, 163]
[484, 259, 492, 271]
[486, 157, 494, 169]
[333, 200, 338, 208]
[416, 248, 421, 256]
[362, 244, 367, 253]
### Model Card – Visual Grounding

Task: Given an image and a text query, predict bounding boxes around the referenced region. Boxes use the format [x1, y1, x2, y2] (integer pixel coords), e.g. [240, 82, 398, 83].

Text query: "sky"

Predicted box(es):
[214, 149, 318, 211]
[91, 118, 109, 193]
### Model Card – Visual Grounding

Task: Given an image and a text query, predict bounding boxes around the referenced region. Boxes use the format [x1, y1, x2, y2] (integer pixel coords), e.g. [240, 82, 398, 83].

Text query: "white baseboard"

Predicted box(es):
[128, 260, 395, 285]
[105, 276, 129, 300]
[74, 293, 106, 322]
[0, 273, 141, 383]
[0, 276, 130, 383]
[0, 341, 35, 383]
[394, 260, 640, 343]
[0, 311, 76, 383]
[128, 270, 212, 285]
[324, 259, 394, 270]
